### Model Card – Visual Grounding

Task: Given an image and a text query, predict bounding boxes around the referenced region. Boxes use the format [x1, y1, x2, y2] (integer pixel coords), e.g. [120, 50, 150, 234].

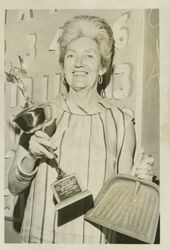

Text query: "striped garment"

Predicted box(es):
[20, 94, 133, 243]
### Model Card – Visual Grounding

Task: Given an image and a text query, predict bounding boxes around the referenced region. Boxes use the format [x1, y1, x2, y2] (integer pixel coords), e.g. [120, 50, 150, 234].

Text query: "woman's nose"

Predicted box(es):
[75, 55, 83, 67]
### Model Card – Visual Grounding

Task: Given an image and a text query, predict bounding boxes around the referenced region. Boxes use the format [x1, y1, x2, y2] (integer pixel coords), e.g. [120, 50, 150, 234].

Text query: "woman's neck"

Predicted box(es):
[67, 87, 99, 106]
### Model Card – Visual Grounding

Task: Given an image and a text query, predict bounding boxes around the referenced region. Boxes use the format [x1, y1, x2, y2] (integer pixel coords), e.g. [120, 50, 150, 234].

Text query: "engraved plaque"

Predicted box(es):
[51, 173, 91, 210]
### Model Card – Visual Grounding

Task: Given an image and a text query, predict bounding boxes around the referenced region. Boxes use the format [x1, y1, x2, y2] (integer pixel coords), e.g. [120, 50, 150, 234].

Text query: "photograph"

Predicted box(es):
[3, 8, 161, 245]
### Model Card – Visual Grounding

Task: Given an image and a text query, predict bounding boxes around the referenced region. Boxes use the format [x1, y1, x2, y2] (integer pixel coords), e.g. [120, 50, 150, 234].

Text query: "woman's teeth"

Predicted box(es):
[73, 71, 88, 75]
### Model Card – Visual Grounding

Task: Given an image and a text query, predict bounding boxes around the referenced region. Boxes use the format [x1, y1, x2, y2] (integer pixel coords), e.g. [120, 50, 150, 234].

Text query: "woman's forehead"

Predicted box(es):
[66, 37, 99, 52]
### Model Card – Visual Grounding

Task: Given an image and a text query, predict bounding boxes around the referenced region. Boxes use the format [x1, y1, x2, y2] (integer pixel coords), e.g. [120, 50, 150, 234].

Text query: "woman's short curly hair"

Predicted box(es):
[59, 15, 115, 70]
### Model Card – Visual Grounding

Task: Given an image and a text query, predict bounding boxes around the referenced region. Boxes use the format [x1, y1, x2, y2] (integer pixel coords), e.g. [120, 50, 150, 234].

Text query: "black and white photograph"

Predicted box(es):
[1, 1, 170, 249]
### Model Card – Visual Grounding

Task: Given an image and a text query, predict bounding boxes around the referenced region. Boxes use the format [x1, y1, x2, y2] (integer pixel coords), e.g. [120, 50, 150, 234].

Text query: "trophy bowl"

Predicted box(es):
[5, 61, 56, 134]
[13, 102, 56, 133]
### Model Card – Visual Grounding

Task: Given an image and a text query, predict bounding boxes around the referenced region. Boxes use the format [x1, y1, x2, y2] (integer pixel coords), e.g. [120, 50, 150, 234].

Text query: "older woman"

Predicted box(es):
[8, 15, 153, 243]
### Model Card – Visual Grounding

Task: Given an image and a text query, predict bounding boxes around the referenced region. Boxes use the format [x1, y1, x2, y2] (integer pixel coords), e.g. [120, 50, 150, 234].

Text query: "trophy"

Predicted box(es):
[5, 56, 56, 133]
[5, 56, 91, 210]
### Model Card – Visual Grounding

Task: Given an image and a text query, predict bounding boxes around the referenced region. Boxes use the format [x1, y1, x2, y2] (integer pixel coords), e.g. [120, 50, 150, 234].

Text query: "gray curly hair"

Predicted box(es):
[59, 15, 115, 70]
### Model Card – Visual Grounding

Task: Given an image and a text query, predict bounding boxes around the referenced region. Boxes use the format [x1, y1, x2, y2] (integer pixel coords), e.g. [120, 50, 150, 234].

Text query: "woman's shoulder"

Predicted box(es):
[100, 97, 133, 114]
[101, 97, 135, 127]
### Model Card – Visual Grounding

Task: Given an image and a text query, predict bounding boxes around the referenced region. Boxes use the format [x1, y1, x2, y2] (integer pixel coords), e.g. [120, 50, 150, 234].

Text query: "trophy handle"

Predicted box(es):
[47, 147, 66, 180]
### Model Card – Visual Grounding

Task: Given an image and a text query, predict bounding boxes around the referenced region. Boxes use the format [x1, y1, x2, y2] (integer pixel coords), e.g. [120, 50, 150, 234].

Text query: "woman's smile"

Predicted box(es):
[73, 72, 87, 75]
[72, 70, 88, 76]
[63, 37, 106, 92]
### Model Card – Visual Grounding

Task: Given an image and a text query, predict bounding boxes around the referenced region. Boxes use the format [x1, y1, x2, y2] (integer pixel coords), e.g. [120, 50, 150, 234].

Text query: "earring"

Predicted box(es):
[62, 74, 67, 84]
[101, 89, 106, 98]
[98, 75, 103, 84]
[62, 74, 70, 92]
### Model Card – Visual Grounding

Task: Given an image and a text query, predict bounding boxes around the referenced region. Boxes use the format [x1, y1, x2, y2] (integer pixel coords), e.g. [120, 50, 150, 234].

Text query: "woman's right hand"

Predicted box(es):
[28, 130, 57, 159]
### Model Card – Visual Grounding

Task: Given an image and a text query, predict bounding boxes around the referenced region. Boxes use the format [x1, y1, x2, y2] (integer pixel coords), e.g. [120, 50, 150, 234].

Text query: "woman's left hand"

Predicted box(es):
[131, 150, 154, 181]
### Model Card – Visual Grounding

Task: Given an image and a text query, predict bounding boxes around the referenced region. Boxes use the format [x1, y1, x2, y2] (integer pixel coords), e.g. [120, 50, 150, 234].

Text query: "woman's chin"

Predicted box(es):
[72, 86, 87, 92]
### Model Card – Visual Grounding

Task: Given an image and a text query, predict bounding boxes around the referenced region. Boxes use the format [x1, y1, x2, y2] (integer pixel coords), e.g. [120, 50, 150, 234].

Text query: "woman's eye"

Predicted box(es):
[66, 54, 75, 58]
[86, 54, 94, 58]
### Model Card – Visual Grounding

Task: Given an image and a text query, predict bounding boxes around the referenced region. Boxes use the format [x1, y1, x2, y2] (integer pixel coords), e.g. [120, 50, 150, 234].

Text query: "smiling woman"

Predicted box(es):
[7, 14, 155, 244]
[64, 37, 106, 93]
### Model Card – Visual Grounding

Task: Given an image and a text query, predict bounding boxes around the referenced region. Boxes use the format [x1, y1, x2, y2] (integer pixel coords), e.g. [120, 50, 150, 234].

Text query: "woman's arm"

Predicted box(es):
[8, 130, 57, 196]
[8, 144, 37, 196]
[118, 120, 154, 180]
[118, 121, 136, 174]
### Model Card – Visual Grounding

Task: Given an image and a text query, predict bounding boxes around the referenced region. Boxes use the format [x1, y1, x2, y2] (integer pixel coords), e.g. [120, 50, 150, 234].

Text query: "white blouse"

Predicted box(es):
[20, 94, 133, 243]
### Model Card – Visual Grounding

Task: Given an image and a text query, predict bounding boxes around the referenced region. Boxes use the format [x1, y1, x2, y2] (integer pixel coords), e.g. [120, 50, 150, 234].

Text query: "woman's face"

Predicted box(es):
[63, 37, 106, 92]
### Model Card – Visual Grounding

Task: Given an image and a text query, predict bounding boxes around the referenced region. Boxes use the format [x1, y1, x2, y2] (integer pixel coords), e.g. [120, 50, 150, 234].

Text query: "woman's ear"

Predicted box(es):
[99, 67, 106, 76]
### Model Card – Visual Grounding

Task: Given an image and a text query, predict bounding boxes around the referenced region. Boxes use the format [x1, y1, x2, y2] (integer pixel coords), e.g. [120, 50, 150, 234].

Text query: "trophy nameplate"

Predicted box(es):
[51, 173, 91, 210]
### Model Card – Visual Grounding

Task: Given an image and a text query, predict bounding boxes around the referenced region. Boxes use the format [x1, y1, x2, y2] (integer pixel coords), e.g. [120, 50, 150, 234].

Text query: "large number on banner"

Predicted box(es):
[112, 12, 130, 50]
[113, 63, 132, 100]
[49, 27, 63, 57]
[18, 33, 37, 71]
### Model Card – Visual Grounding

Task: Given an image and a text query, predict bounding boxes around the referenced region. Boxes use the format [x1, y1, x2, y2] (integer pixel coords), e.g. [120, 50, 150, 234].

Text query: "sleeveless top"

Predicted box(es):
[20, 94, 133, 243]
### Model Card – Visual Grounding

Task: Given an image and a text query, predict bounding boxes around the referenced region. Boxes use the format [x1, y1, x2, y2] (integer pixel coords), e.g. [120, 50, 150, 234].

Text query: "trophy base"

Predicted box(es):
[51, 173, 92, 210]
[54, 190, 91, 210]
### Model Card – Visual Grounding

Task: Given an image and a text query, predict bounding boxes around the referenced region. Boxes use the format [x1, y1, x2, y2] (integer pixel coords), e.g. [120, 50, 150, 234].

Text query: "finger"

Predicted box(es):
[30, 135, 56, 150]
[142, 157, 154, 165]
[34, 131, 57, 150]
[30, 140, 54, 159]
[38, 145, 54, 159]
[136, 168, 152, 175]
[36, 138, 56, 150]
[34, 130, 50, 139]
[29, 138, 53, 158]
[135, 170, 153, 181]
[136, 173, 153, 181]
[52, 141, 58, 151]
[136, 163, 153, 171]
